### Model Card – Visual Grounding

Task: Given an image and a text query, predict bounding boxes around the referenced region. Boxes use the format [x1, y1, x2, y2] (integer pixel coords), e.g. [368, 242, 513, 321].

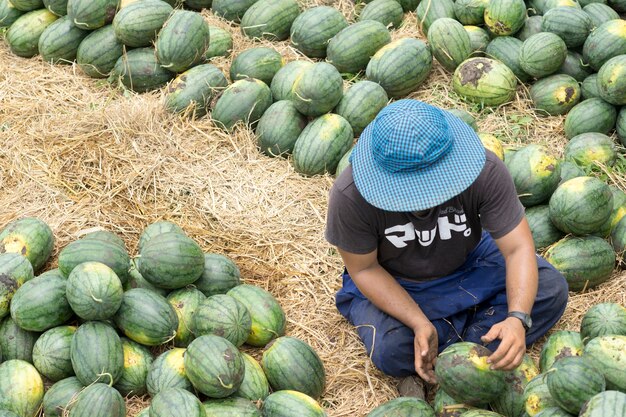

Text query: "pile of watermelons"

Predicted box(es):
[0, 217, 328, 417]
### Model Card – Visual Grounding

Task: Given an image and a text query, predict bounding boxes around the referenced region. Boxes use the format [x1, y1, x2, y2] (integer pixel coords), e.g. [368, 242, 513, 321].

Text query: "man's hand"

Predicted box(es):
[481, 317, 527, 371]
[413, 320, 438, 384]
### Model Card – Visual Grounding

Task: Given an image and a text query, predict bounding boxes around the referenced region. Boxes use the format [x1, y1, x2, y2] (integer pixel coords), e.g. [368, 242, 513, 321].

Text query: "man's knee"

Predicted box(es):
[538, 265, 569, 312]
[368, 326, 415, 377]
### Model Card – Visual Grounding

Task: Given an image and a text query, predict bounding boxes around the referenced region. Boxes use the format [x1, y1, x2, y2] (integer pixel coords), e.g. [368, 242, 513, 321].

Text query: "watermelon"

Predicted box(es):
[203, 398, 261, 416]
[334, 81, 388, 137]
[68, 383, 125, 417]
[454, 0, 489, 26]
[58, 237, 130, 285]
[485, 36, 531, 83]
[579, 391, 626, 417]
[150, 388, 205, 417]
[0, 360, 44, 417]
[184, 334, 244, 398]
[234, 352, 270, 401]
[583, 3, 619, 28]
[530, 74, 581, 116]
[534, 408, 574, 416]
[124, 261, 168, 296]
[261, 336, 326, 399]
[292, 114, 354, 177]
[66, 0, 118, 30]
[618, 107, 626, 146]
[367, 397, 435, 417]
[452, 57, 518, 106]
[32, 325, 75, 381]
[454, 411, 502, 417]
[519, 32, 568, 79]
[335, 148, 353, 178]
[609, 0, 626, 11]
[270, 60, 311, 101]
[484, 0, 527, 36]
[112, 0, 173, 48]
[516, 15, 543, 41]
[583, 335, 626, 391]
[365, 37, 433, 98]
[597, 55, 626, 106]
[559, 51, 593, 82]
[37, 268, 65, 280]
[113, 338, 152, 396]
[358, 0, 404, 29]
[70, 321, 123, 385]
[0, 0, 24, 27]
[10, 275, 73, 332]
[563, 98, 617, 139]
[0, 253, 33, 319]
[114, 288, 179, 346]
[137, 220, 184, 253]
[167, 288, 205, 347]
[42, 377, 83, 417]
[165, 64, 228, 117]
[435, 342, 505, 405]
[524, 373, 560, 416]
[0, 316, 38, 362]
[212, 0, 257, 22]
[256, 100, 307, 157]
[240, 0, 300, 41]
[596, 185, 626, 237]
[544, 236, 615, 291]
[81, 230, 125, 248]
[544, 0, 582, 10]
[184, 0, 210, 9]
[193, 253, 241, 297]
[428, 18, 472, 72]
[465, 26, 490, 54]
[415, 0, 455, 33]
[0, 217, 54, 273]
[583, 20, 626, 71]
[5, 9, 58, 57]
[146, 348, 192, 396]
[226, 284, 286, 347]
[76, 25, 124, 78]
[156, 10, 210, 73]
[563, 132, 616, 168]
[506, 144, 561, 207]
[42, 0, 67, 15]
[191, 294, 251, 347]
[433, 389, 472, 416]
[8, 0, 42, 11]
[261, 390, 326, 417]
[479, 133, 504, 160]
[558, 161, 583, 185]
[289, 6, 348, 58]
[526, 205, 564, 251]
[542, 7, 592, 48]
[291, 62, 343, 117]
[205, 26, 232, 59]
[326, 20, 391, 74]
[447, 109, 478, 131]
[580, 303, 626, 341]
[230, 47, 283, 86]
[66, 262, 123, 321]
[545, 333, 584, 371]
[395, 0, 418, 12]
[212, 78, 273, 131]
[546, 356, 605, 415]
[612, 215, 626, 254]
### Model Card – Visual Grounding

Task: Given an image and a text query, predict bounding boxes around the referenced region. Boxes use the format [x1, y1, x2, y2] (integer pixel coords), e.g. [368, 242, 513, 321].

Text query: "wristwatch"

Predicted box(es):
[508, 311, 532, 331]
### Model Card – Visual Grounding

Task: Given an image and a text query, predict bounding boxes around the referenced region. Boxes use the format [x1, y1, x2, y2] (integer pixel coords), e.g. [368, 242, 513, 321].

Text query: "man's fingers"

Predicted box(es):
[488, 335, 512, 366]
[481, 325, 501, 344]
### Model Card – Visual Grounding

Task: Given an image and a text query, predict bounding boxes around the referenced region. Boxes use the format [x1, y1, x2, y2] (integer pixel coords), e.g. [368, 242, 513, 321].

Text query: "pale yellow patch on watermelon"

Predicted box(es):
[371, 39, 404, 61]
[80, 261, 111, 273]
[120, 0, 141, 8]
[525, 394, 542, 415]
[595, 335, 626, 352]
[529, 152, 558, 179]
[478, 133, 504, 160]
[319, 114, 343, 142]
[247, 322, 272, 345]
[607, 20, 626, 38]
[165, 348, 187, 375]
[1, 235, 28, 258]
[464, 25, 482, 34]
[283, 390, 323, 409]
[554, 0, 579, 7]
[123, 344, 141, 368]
[555, 86, 578, 104]
[468, 350, 491, 371]
[608, 65, 626, 85]
[561, 176, 591, 193]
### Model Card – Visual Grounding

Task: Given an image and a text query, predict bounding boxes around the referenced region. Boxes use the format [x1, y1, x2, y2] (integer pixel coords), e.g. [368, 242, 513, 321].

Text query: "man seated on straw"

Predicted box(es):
[325, 99, 569, 399]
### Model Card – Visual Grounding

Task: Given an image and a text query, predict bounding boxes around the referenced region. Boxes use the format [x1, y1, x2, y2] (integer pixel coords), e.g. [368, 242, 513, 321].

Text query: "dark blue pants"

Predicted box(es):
[335, 231, 569, 377]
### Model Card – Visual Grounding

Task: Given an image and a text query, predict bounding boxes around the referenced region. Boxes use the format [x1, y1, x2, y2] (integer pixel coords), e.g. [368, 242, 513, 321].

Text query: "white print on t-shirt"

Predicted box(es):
[384, 213, 472, 248]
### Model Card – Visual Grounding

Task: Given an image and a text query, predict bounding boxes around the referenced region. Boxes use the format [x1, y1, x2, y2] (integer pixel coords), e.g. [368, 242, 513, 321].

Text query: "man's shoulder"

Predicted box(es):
[472, 150, 511, 186]
[333, 166, 360, 196]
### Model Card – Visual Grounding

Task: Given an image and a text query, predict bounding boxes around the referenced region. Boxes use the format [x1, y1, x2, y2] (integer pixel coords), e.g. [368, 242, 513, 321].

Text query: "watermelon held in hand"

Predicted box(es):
[580, 303, 626, 342]
[452, 57, 518, 106]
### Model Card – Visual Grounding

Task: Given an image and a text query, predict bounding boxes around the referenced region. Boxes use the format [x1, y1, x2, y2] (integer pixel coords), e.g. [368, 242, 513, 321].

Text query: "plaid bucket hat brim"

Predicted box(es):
[350, 103, 486, 212]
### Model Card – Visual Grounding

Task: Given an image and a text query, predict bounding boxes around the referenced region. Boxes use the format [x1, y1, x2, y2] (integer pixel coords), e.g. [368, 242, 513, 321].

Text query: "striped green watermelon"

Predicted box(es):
[530, 74, 581, 116]
[597, 55, 626, 106]
[435, 342, 505, 405]
[156, 10, 210, 73]
[291, 62, 343, 117]
[256, 100, 307, 157]
[559, 51, 593, 82]
[167, 288, 205, 347]
[113, 338, 153, 396]
[194, 253, 241, 296]
[8, 0, 42, 11]
[82, 230, 125, 248]
[292, 114, 354, 177]
[452, 57, 517, 106]
[0, 316, 38, 362]
[415, 0, 455, 33]
[184, 334, 244, 398]
[335, 81, 388, 136]
[454, 0, 489, 25]
[448, 108, 477, 131]
[465, 26, 490, 54]
[150, 388, 205, 417]
[261, 336, 326, 399]
[542, 7, 592, 48]
[0, 0, 24, 27]
[112, 0, 173, 47]
[452, 411, 501, 417]
[184, 0, 211, 9]
[564, 132, 616, 168]
[234, 352, 270, 401]
[0, 253, 33, 319]
[433, 389, 472, 416]
[191, 294, 251, 347]
[526, 205, 564, 251]
[261, 391, 326, 417]
[367, 397, 435, 417]
[358, 0, 404, 29]
[230, 47, 283, 86]
[617, 107, 626, 146]
[0, 360, 44, 417]
[5, 9, 58, 57]
[37, 268, 65, 280]
[43, 0, 67, 16]
[227, 284, 286, 347]
[203, 397, 261, 416]
[70, 321, 123, 385]
[583, 20, 626, 71]
[516, 15, 543, 41]
[66, 0, 118, 30]
[124, 261, 168, 296]
[612, 215, 626, 254]
[0, 217, 54, 273]
[212, 0, 257, 22]
[525, 373, 560, 416]
[10, 275, 72, 332]
[519, 32, 568, 78]
[240, 0, 300, 41]
[146, 348, 192, 396]
[484, 0, 527, 36]
[546, 356, 605, 415]
[544, 0, 582, 10]
[583, 3, 619, 28]
[609, 0, 626, 11]
[595, 185, 626, 237]
[326, 20, 391, 74]
[428, 18, 472, 72]
[563, 98, 617, 139]
[485, 36, 531, 83]
[289, 6, 348, 58]
[544, 236, 615, 291]
[32, 325, 76, 381]
[366, 37, 432, 98]
[558, 161, 585, 184]
[583, 335, 626, 391]
[137, 220, 184, 253]
[205, 26, 232, 59]
[581, 303, 626, 341]
[58, 237, 130, 285]
[165, 64, 228, 117]
[114, 288, 179, 346]
[68, 383, 125, 417]
[270, 60, 311, 101]
[66, 262, 123, 321]
[76, 25, 124, 78]
[506, 144, 561, 207]
[579, 391, 626, 417]
[335, 148, 353, 178]
[534, 407, 574, 416]
[211, 78, 273, 131]
[42, 377, 83, 417]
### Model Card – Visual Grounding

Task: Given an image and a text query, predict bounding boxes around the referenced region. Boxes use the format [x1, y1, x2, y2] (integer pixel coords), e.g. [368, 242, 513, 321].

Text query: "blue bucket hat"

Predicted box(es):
[350, 99, 486, 212]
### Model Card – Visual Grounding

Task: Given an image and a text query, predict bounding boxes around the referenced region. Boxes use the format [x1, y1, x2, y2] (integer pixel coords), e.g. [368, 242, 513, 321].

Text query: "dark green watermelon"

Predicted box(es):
[113, 338, 152, 397]
[326, 20, 391, 74]
[234, 352, 270, 401]
[205, 26, 232, 59]
[68, 383, 125, 417]
[358, 0, 404, 29]
[559, 160, 585, 183]
[580, 303, 626, 341]
[211, 78, 273, 132]
[137, 220, 184, 253]
[66, 0, 118, 30]
[485, 36, 531, 83]
[146, 348, 192, 397]
[582, 3, 619, 28]
[112, 0, 173, 48]
[203, 397, 261, 416]
[58, 237, 130, 285]
[530, 74, 581, 116]
[230, 47, 283, 86]
[490, 355, 540, 417]
[70, 321, 124, 386]
[597, 55, 626, 106]
[542, 6, 592, 48]
[108, 47, 175, 93]
[563, 98, 617, 139]
[10, 275, 73, 332]
[290, 62, 343, 117]
[506, 144, 561, 207]
[546, 356, 605, 415]
[526, 205, 565, 250]
[428, 18, 472, 72]
[191, 294, 251, 347]
[38, 14, 89, 63]
[32, 325, 76, 382]
[66, 261, 123, 321]
[43, 0, 67, 16]
[212, 0, 257, 22]
[76, 25, 124, 78]
[519, 32, 568, 79]
[5, 9, 58, 57]
[240, 0, 300, 41]
[433, 389, 472, 416]
[156, 10, 210, 73]
[583, 20, 626, 71]
[334, 81, 388, 136]
[617, 107, 626, 146]
[165, 64, 228, 117]
[0, 316, 38, 363]
[579, 391, 626, 417]
[454, 0, 489, 26]
[193, 253, 242, 297]
[415, 0, 455, 33]
[484, 0, 527, 36]
[167, 288, 205, 347]
[256, 100, 307, 157]
[583, 335, 626, 392]
[516, 15, 543, 41]
[42, 377, 83, 417]
[367, 397, 435, 417]
[465, 25, 490, 54]
[289, 6, 348, 58]
[524, 373, 560, 416]
[559, 51, 593, 82]
[0, 0, 25, 27]
[150, 388, 204, 417]
[269, 60, 311, 101]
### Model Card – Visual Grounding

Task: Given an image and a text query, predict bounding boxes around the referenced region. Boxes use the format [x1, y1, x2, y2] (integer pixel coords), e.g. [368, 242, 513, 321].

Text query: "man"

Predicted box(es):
[325, 100, 568, 398]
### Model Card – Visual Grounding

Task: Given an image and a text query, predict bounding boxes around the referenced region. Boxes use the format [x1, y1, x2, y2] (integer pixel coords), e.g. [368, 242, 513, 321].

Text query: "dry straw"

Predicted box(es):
[0, 2, 625, 416]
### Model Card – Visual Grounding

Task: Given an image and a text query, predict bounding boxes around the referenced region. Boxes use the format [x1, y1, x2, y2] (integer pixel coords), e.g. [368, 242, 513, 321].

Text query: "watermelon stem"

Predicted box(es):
[216, 375, 233, 389]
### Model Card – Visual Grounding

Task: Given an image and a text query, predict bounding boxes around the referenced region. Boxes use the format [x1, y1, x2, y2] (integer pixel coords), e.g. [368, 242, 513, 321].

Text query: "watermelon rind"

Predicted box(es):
[256, 100, 307, 157]
[452, 57, 517, 106]
[289, 6, 348, 58]
[580, 303, 626, 342]
[70, 321, 124, 386]
[583, 335, 626, 392]
[261, 390, 326, 417]
[211, 78, 273, 132]
[146, 348, 193, 397]
[165, 64, 228, 117]
[32, 325, 76, 382]
[76, 25, 124, 78]
[0, 360, 44, 417]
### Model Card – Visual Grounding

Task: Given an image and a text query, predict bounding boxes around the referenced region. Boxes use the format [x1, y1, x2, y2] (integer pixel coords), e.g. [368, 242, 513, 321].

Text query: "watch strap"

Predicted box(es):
[508, 311, 531, 330]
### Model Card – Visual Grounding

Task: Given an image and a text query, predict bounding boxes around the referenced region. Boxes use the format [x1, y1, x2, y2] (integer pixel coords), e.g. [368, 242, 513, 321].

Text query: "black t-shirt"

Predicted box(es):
[325, 151, 525, 281]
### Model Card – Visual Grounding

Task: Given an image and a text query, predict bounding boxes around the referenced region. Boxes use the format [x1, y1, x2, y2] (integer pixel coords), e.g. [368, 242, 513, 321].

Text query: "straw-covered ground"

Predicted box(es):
[0, 1, 625, 416]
